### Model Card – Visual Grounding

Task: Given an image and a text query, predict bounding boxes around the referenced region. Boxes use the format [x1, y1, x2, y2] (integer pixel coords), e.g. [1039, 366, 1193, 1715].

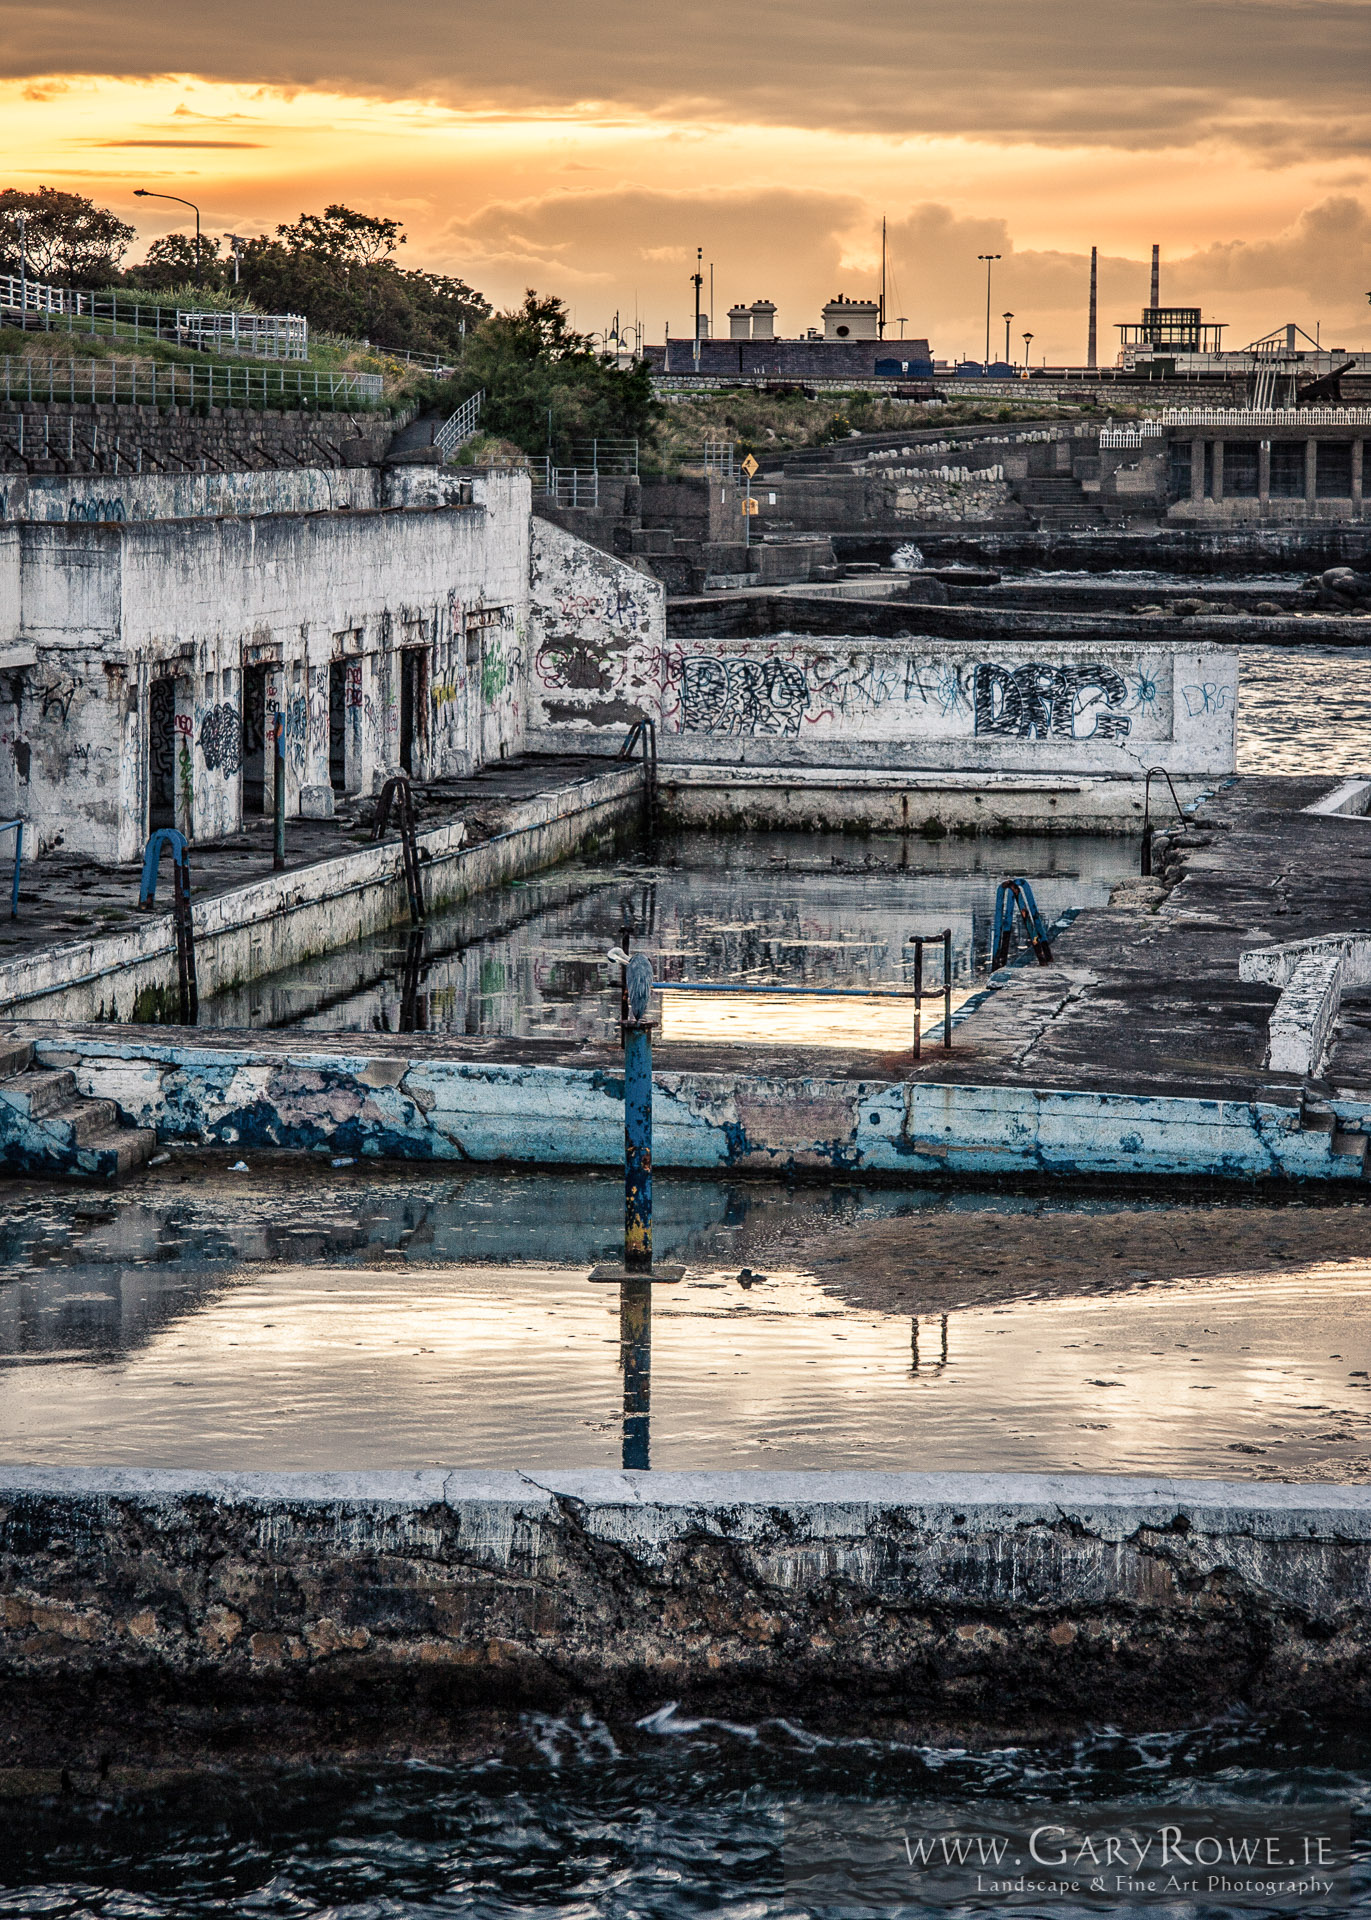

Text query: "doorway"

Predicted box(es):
[242, 665, 268, 814]
[149, 676, 176, 829]
[399, 649, 424, 776]
[328, 661, 347, 794]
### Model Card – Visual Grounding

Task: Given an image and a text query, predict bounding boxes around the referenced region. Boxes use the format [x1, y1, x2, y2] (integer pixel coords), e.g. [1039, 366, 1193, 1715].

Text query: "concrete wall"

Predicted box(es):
[529, 636, 1237, 777]
[4, 1467, 1371, 1760]
[528, 517, 667, 736]
[0, 468, 382, 523]
[0, 471, 531, 860]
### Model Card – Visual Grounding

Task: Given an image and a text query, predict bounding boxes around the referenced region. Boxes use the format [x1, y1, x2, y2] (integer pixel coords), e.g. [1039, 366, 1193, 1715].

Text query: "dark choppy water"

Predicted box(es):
[3, 1716, 1369, 1918]
[1239, 646, 1371, 777]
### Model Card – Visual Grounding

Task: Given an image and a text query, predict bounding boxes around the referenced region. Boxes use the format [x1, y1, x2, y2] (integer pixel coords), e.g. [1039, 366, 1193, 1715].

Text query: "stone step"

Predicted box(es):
[1332, 1130, 1368, 1164]
[0, 1066, 76, 1118]
[0, 1035, 34, 1080]
[76, 1127, 158, 1177]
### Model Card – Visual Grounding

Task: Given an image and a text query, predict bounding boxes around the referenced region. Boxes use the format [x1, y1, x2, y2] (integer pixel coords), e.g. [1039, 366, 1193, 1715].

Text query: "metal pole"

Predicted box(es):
[273, 711, 286, 871]
[978, 254, 1001, 366]
[912, 936, 923, 1061]
[620, 1279, 651, 1470]
[624, 1022, 653, 1269]
[943, 927, 952, 1049]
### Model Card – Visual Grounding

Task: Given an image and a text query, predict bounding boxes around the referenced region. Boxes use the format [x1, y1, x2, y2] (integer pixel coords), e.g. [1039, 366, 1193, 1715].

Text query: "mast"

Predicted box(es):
[879, 216, 887, 340]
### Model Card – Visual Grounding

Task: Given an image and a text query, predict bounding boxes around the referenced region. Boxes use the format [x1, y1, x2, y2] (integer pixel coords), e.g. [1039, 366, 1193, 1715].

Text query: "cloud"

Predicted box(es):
[2, 0, 1369, 155]
[438, 184, 1371, 356]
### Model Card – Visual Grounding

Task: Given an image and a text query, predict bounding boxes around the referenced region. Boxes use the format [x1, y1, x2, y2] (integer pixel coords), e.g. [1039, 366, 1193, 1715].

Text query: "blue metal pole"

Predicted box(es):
[624, 1023, 653, 1269]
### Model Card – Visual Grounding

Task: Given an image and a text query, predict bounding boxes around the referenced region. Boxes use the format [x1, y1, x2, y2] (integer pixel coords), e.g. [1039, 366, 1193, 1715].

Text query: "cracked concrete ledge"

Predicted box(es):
[4, 1467, 1371, 1760]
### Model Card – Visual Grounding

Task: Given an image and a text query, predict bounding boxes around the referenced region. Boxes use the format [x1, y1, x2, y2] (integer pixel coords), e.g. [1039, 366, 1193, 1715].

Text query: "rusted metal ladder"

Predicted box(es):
[138, 828, 198, 1023]
[372, 775, 425, 925]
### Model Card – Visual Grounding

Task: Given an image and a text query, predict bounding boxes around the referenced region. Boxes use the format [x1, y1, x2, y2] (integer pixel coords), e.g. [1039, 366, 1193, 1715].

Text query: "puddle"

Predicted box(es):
[4, 1254, 1371, 1477]
[187, 827, 1135, 1036]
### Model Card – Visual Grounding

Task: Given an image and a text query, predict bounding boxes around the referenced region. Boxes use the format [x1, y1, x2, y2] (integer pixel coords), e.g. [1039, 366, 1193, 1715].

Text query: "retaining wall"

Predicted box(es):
[529, 635, 1236, 777]
[0, 763, 643, 1024]
[3, 1467, 1370, 1762]
[24, 1032, 1367, 1181]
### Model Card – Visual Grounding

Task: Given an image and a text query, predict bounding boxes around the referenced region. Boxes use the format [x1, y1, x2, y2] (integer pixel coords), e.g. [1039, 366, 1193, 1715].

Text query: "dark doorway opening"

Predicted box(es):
[242, 665, 268, 814]
[149, 676, 176, 829]
[399, 649, 424, 776]
[329, 661, 347, 794]
[1271, 442, 1305, 498]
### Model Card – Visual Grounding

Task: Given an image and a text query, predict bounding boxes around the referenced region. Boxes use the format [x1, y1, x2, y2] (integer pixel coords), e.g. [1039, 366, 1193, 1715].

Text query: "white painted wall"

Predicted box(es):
[1, 470, 532, 860]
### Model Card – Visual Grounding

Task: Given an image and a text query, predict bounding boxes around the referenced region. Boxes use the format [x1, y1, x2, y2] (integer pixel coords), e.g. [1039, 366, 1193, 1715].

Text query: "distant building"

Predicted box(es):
[649, 295, 932, 380]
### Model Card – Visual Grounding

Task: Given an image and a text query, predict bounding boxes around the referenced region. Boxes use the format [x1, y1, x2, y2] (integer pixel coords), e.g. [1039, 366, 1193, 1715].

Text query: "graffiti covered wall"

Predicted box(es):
[528, 518, 666, 736]
[529, 631, 1236, 776]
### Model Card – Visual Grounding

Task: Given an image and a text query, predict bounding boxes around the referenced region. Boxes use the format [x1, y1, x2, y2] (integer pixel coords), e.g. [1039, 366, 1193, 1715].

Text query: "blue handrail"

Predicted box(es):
[0, 819, 21, 920]
[992, 877, 1054, 969]
[138, 827, 190, 909]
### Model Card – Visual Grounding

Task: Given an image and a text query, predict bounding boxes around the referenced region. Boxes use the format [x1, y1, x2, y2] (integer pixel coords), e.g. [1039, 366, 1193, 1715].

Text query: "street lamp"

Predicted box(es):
[1022, 331, 1034, 373]
[896, 315, 908, 340]
[977, 253, 1001, 365]
[1002, 311, 1014, 366]
[133, 188, 202, 287]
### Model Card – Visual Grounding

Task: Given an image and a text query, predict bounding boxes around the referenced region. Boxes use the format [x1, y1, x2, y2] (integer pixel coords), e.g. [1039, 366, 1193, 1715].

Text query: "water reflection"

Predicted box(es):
[191, 829, 1136, 1038]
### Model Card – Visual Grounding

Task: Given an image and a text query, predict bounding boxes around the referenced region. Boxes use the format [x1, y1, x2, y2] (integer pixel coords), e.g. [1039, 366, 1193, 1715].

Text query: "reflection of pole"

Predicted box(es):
[620, 1279, 652, 1469]
[624, 1022, 653, 1268]
[273, 711, 286, 871]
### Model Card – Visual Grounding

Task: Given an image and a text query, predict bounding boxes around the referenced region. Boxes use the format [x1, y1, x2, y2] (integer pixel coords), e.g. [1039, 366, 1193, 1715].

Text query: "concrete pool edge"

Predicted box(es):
[4, 1466, 1371, 1760]
[9, 1028, 1369, 1183]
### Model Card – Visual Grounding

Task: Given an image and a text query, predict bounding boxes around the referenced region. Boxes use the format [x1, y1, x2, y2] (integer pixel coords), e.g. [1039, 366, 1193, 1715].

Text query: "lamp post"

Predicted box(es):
[1003, 311, 1014, 366]
[133, 189, 202, 287]
[977, 253, 1001, 365]
[1023, 331, 1034, 373]
[691, 247, 703, 372]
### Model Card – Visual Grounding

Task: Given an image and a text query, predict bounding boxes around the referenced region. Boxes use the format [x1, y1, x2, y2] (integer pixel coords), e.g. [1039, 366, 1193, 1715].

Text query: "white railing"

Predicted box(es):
[703, 439, 737, 481]
[0, 275, 309, 361]
[434, 389, 483, 459]
[1164, 406, 1371, 427]
[532, 461, 600, 508]
[0, 355, 383, 408]
[175, 309, 308, 360]
[1099, 420, 1164, 447]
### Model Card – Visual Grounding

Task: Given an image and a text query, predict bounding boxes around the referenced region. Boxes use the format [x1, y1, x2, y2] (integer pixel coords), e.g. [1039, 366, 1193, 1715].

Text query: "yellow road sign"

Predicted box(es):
[742, 496, 759, 515]
[740, 454, 759, 478]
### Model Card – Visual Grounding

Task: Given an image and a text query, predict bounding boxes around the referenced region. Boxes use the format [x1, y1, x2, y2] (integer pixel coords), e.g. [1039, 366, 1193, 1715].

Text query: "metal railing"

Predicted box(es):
[0, 356, 384, 409]
[568, 436, 639, 475]
[703, 439, 737, 481]
[434, 388, 483, 459]
[1163, 405, 1371, 427]
[1098, 420, 1164, 448]
[0, 275, 308, 360]
[533, 462, 600, 508]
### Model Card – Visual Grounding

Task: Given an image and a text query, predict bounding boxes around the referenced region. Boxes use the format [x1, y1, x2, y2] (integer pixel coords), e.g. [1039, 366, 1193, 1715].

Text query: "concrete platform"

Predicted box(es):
[4, 1466, 1371, 1760]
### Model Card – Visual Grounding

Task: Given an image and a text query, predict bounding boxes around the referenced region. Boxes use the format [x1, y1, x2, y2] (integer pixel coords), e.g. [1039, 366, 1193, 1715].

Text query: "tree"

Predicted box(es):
[231, 204, 487, 353]
[124, 233, 229, 294]
[446, 291, 658, 462]
[0, 187, 134, 286]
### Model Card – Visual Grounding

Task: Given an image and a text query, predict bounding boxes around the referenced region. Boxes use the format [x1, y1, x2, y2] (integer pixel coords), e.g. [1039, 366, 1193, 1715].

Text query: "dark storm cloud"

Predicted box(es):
[2, 0, 1368, 152]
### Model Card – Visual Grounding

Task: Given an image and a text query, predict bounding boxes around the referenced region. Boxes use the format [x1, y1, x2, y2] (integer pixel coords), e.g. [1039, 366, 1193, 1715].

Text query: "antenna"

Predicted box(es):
[879, 216, 887, 340]
[1088, 245, 1098, 369]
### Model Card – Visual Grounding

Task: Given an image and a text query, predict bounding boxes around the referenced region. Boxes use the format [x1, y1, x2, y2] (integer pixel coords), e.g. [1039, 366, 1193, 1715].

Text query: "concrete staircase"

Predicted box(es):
[1013, 475, 1107, 528]
[0, 1035, 156, 1180]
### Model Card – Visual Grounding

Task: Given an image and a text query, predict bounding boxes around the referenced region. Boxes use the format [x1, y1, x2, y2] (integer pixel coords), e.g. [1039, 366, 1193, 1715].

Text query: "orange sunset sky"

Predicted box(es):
[2, 0, 1369, 361]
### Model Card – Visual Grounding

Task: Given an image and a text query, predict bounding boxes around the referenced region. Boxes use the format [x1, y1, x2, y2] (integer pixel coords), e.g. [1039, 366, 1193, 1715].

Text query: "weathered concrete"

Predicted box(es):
[1, 470, 532, 859]
[3, 1467, 1371, 1760]
[530, 632, 1236, 778]
[528, 517, 666, 735]
[0, 758, 643, 1024]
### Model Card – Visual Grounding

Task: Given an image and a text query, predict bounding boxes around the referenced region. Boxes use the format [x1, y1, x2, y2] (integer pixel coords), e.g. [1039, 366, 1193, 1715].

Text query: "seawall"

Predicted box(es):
[3, 1467, 1370, 1762]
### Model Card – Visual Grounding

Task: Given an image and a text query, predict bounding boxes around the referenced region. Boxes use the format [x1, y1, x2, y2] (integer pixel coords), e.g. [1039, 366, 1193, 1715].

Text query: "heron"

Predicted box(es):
[606, 946, 654, 1022]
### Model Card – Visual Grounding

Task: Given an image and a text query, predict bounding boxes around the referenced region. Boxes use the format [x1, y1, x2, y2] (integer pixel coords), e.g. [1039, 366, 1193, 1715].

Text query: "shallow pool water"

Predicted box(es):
[193, 828, 1136, 1037]
[6, 1249, 1371, 1478]
[4, 1717, 1370, 1918]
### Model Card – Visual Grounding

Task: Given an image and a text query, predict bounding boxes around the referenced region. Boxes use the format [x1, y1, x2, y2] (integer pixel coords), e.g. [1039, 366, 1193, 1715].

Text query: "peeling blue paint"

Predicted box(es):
[17, 1034, 1371, 1185]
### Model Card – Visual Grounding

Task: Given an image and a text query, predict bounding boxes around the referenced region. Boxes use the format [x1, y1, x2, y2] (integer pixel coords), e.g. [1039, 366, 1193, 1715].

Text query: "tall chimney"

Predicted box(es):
[1087, 246, 1098, 368]
[1150, 243, 1160, 310]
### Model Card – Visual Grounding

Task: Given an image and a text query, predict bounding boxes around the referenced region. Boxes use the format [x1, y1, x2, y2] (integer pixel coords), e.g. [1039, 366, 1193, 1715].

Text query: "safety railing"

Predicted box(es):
[568, 436, 639, 475]
[0, 276, 308, 359]
[137, 829, 198, 1024]
[1140, 766, 1189, 876]
[1163, 406, 1371, 427]
[532, 463, 600, 508]
[0, 356, 385, 409]
[907, 929, 953, 1059]
[1098, 421, 1163, 448]
[434, 388, 483, 460]
[372, 775, 425, 925]
[991, 878, 1054, 970]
